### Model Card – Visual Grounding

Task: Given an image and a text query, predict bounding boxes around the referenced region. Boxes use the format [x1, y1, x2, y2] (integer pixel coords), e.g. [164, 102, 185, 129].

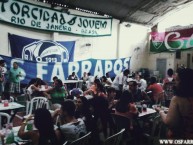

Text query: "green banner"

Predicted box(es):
[150, 27, 193, 53]
[0, 0, 112, 36]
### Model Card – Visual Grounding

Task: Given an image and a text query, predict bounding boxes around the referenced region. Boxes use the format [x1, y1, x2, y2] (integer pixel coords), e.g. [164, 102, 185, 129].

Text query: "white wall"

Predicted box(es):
[147, 52, 175, 75]
[118, 22, 149, 72]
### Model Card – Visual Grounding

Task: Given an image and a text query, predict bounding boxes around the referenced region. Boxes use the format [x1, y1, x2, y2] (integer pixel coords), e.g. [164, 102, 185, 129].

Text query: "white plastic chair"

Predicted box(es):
[23, 97, 49, 119]
[24, 89, 32, 115]
[66, 132, 91, 145]
[9, 96, 14, 102]
[0, 112, 11, 129]
[104, 129, 125, 145]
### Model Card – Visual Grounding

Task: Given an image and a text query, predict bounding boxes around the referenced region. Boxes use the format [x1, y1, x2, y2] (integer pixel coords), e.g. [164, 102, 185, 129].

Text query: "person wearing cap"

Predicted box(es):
[127, 78, 151, 104]
[0, 60, 6, 95]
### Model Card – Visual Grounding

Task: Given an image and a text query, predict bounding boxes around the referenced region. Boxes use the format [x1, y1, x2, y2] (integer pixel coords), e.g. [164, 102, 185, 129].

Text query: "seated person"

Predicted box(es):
[128, 79, 151, 104]
[84, 79, 107, 98]
[68, 72, 78, 80]
[27, 77, 47, 88]
[106, 87, 117, 110]
[18, 108, 62, 145]
[106, 72, 112, 82]
[53, 100, 87, 142]
[81, 72, 88, 91]
[27, 78, 43, 96]
[147, 77, 164, 104]
[135, 74, 147, 92]
[89, 94, 109, 138]
[101, 76, 112, 87]
[83, 79, 100, 96]
[67, 72, 78, 90]
[81, 72, 88, 82]
[75, 96, 93, 131]
[115, 91, 138, 119]
[52, 76, 58, 87]
[115, 91, 141, 144]
[44, 79, 67, 104]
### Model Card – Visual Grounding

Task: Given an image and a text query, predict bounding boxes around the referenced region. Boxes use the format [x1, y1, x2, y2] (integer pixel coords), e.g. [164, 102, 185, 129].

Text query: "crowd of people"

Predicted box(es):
[1, 58, 193, 144]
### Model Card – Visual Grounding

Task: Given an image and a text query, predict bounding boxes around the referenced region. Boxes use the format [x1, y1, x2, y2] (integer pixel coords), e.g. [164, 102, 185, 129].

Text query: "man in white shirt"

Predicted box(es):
[135, 74, 147, 92]
[112, 69, 130, 93]
[86, 72, 95, 89]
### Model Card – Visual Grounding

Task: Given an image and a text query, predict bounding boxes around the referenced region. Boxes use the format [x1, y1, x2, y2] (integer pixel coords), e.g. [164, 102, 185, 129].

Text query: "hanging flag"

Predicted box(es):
[8, 33, 75, 62]
[150, 27, 193, 53]
[0, 54, 131, 84]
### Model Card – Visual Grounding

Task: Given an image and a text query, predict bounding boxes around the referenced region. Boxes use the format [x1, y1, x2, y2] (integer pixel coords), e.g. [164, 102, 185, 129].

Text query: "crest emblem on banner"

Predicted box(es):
[151, 32, 165, 50]
[22, 40, 69, 63]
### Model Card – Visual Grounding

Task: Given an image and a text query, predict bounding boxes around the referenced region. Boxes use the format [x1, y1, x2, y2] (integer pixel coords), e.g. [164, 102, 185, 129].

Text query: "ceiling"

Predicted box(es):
[36, 0, 193, 27]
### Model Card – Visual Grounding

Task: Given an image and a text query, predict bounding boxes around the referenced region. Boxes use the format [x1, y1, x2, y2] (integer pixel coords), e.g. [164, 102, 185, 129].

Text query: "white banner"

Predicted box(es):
[0, 0, 112, 36]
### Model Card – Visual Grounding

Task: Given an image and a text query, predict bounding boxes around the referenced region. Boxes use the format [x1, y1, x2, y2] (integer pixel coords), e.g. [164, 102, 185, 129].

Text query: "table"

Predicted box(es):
[12, 124, 58, 144]
[63, 80, 83, 89]
[138, 108, 156, 117]
[0, 102, 25, 122]
[0, 102, 25, 111]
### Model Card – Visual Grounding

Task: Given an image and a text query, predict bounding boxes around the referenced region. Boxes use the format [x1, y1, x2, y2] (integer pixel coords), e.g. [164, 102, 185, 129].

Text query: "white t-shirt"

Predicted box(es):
[27, 84, 34, 95]
[138, 79, 147, 91]
[112, 72, 127, 90]
[60, 118, 87, 142]
[87, 76, 95, 89]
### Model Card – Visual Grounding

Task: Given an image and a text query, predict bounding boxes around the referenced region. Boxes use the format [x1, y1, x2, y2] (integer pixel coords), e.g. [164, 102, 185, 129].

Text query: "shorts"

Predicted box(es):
[9, 82, 20, 94]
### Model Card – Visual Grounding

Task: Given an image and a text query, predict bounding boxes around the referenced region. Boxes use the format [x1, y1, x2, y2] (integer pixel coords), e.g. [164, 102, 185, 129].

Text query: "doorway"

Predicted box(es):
[187, 53, 191, 68]
[156, 59, 167, 82]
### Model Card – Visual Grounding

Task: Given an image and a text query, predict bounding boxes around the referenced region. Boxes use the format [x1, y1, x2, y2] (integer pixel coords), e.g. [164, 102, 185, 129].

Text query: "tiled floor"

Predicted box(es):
[13, 112, 25, 127]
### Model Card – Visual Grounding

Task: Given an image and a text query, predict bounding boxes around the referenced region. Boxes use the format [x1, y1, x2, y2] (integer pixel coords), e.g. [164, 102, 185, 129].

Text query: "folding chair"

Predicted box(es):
[23, 97, 49, 119]
[143, 115, 164, 145]
[64, 132, 91, 145]
[103, 128, 125, 145]
[0, 112, 11, 129]
[23, 89, 33, 115]
[111, 114, 136, 144]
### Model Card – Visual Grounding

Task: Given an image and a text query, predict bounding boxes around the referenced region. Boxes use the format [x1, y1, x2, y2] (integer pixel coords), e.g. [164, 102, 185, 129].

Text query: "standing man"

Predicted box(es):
[112, 69, 130, 99]
[9, 62, 22, 99]
[0, 60, 6, 95]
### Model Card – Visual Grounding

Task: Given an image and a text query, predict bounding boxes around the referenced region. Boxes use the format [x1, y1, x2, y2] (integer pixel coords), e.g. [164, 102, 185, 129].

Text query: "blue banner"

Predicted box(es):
[8, 33, 75, 62]
[0, 55, 130, 84]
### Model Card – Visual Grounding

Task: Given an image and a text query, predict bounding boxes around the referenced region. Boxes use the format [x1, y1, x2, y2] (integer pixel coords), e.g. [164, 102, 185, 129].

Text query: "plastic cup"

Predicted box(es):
[142, 104, 147, 112]
[137, 105, 142, 113]
[26, 121, 33, 131]
[4, 100, 9, 107]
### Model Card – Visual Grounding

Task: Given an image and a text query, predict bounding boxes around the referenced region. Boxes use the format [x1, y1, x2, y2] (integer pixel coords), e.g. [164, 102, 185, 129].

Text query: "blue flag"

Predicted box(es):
[0, 55, 130, 84]
[8, 33, 75, 62]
